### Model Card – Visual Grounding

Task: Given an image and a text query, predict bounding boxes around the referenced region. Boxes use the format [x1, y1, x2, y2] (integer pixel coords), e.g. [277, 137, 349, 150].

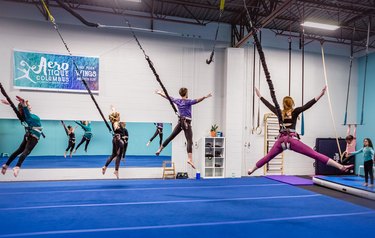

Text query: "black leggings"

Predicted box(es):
[364, 160, 374, 184]
[5, 134, 38, 167]
[65, 140, 75, 152]
[105, 136, 124, 170]
[123, 141, 128, 158]
[162, 119, 193, 153]
[75, 137, 91, 152]
[149, 128, 163, 146]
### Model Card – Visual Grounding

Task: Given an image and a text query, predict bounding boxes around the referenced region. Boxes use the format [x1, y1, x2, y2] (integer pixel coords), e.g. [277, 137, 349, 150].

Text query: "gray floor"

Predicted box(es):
[298, 183, 375, 210]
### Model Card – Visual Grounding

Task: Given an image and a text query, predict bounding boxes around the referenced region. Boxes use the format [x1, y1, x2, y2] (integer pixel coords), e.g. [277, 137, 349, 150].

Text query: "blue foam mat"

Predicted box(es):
[315, 175, 375, 192]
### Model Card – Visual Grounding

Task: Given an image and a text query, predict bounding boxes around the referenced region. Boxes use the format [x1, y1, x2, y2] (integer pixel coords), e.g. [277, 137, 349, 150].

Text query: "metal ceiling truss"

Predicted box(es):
[3, 0, 375, 49]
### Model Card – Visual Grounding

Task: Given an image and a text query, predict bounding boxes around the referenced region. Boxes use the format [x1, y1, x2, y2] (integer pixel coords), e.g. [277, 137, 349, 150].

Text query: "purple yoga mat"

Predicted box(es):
[265, 175, 313, 185]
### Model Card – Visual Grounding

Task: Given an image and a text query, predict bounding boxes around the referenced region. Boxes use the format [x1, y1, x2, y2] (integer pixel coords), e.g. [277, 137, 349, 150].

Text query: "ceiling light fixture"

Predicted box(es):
[301, 21, 340, 31]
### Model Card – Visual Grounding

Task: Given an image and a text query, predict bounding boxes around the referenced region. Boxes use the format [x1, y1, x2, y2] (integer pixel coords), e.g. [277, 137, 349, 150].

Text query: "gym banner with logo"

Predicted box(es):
[13, 50, 99, 93]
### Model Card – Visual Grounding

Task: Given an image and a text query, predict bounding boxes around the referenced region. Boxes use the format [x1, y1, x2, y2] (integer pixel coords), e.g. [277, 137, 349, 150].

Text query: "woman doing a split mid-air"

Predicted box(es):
[155, 88, 212, 169]
[248, 86, 354, 175]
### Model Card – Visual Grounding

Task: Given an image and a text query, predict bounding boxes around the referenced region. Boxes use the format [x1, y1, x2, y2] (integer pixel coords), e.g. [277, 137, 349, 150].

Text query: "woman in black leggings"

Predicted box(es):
[155, 88, 211, 169]
[1, 96, 42, 177]
[102, 107, 125, 179]
[74, 121, 92, 153]
[147, 123, 163, 147]
[61, 121, 76, 158]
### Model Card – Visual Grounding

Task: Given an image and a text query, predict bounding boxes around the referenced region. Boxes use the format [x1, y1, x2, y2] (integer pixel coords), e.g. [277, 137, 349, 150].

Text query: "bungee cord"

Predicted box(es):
[206, 0, 226, 64]
[0, 83, 25, 123]
[40, 0, 112, 134]
[242, 0, 283, 125]
[124, 19, 179, 116]
[300, 25, 305, 136]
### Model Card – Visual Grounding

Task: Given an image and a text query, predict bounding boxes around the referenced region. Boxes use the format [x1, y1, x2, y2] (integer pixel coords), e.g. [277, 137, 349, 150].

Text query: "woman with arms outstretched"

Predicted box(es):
[248, 86, 354, 175]
[155, 88, 212, 169]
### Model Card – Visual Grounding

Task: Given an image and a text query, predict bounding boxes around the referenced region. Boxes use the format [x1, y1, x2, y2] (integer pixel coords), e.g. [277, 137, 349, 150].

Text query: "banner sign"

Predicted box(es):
[13, 50, 99, 93]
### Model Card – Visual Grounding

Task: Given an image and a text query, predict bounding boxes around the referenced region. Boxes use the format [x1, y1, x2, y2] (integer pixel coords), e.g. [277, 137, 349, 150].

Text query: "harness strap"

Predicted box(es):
[179, 117, 191, 130]
[279, 131, 299, 150]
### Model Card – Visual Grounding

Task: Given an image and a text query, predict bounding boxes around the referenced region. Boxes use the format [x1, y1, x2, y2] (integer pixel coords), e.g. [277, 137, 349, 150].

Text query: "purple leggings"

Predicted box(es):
[256, 133, 330, 168]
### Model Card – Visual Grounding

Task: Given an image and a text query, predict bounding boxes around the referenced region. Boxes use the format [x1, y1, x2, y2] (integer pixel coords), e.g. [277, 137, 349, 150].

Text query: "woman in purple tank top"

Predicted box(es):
[155, 87, 212, 169]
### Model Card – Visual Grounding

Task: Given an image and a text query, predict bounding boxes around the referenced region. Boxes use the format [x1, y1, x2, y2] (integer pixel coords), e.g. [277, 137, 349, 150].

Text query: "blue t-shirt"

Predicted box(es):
[75, 121, 92, 139]
[23, 106, 42, 139]
[352, 147, 375, 162]
[171, 98, 197, 118]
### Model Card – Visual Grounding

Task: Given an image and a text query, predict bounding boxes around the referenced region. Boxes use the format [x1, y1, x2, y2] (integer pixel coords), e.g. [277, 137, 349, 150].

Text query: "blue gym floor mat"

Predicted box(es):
[0, 177, 374, 238]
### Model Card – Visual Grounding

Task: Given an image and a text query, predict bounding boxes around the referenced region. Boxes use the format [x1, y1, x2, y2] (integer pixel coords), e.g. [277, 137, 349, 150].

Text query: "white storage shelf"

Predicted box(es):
[199, 137, 225, 178]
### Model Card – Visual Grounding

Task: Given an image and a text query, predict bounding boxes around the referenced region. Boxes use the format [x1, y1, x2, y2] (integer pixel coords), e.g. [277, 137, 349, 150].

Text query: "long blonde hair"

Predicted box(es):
[282, 96, 294, 119]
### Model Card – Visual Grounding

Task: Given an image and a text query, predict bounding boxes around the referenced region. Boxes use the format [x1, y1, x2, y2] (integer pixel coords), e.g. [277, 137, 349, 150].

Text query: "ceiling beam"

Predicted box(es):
[235, 0, 295, 47]
[275, 31, 375, 49]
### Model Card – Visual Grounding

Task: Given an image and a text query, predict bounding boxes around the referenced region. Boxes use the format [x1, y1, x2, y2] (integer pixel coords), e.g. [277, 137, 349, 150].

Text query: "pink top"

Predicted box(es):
[346, 140, 356, 153]
[345, 125, 356, 153]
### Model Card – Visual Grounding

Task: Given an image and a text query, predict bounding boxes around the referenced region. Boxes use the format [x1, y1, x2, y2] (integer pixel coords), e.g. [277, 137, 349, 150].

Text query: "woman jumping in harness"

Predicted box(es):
[247, 86, 354, 175]
[147, 123, 163, 147]
[155, 87, 212, 169]
[74, 121, 92, 153]
[1, 96, 43, 177]
[102, 106, 124, 179]
[61, 121, 77, 158]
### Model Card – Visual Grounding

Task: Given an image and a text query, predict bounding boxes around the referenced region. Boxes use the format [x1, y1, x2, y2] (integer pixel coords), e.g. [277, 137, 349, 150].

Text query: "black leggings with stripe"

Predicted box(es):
[162, 119, 193, 153]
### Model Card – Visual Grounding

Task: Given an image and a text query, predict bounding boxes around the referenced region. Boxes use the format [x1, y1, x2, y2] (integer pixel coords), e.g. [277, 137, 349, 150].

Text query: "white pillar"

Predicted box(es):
[224, 48, 245, 178]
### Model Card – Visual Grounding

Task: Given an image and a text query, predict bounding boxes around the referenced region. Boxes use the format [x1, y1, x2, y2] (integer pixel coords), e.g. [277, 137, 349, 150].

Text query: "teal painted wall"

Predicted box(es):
[0, 119, 172, 157]
[356, 53, 375, 175]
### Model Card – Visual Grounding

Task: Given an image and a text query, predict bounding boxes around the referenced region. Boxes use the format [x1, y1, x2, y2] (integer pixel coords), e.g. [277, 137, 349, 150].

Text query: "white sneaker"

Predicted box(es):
[102, 166, 106, 175]
[13, 166, 20, 177]
[146, 142, 150, 147]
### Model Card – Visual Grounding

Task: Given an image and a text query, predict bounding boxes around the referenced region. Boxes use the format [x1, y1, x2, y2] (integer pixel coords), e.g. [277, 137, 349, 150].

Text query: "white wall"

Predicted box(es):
[0, 1, 225, 179]
[0, 1, 358, 179]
